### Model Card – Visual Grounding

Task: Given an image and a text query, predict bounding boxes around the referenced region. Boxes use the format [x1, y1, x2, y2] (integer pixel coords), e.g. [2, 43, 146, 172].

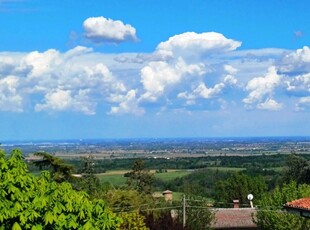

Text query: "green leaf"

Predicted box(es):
[44, 211, 54, 225]
[31, 224, 43, 230]
[12, 222, 22, 230]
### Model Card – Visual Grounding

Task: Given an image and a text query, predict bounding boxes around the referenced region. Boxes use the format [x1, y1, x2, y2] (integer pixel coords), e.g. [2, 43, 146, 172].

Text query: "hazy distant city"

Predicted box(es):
[3, 136, 310, 159]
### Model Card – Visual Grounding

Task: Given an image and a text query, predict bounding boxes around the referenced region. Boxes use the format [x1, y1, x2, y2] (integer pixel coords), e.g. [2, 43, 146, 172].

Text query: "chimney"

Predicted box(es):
[233, 199, 239, 209]
[163, 190, 173, 202]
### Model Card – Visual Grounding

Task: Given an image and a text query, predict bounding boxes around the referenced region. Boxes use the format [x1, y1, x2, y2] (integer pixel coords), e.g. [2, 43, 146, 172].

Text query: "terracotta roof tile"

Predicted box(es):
[212, 208, 257, 229]
[285, 197, 310, 210]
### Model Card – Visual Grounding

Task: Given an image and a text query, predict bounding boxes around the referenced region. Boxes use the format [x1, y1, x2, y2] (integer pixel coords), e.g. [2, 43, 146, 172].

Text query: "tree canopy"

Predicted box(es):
[255, 181, 310, 229]
[125, 159, 154, 194]
[0, 149, 121, 229]
[283, 154, 310, 184]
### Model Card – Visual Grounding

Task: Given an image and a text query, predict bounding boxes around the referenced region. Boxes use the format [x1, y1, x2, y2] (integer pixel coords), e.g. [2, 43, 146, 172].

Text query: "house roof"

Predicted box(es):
[212, 208, 257, 229]
[285, 197, 310, 211]
[162, 190, 172, 195]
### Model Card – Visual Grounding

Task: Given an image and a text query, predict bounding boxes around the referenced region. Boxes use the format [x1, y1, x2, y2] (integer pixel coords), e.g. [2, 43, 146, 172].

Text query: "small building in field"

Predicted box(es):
[162, 190, 173, 202]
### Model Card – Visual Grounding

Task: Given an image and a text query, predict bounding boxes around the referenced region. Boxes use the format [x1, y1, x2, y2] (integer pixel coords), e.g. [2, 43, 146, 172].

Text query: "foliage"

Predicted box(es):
[32, 152, 75, 182]
[78, 155, 101, 198]
[162, 169, 232, 198]
[65, 154, 291, 172]
[255, 181, 310, 229]
[215, 172, 267, 205]
[0, 149, 121, 229]
[144, 211, 185, 230]
[117, 212, 149, 230]
[103, 189, 152, 212]
[126, 160, 154, 194]
[103, 189, 152, 229]
[283, 154, 310, 184]
[182, 199, 214, 230]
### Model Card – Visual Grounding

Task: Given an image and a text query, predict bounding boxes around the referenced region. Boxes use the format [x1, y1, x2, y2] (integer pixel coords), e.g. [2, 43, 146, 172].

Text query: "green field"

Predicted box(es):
[153, 170, 192, 181]
[97, 169, 191, 187]
[207, 167, 245, 171]
[96, 167, 252, 187]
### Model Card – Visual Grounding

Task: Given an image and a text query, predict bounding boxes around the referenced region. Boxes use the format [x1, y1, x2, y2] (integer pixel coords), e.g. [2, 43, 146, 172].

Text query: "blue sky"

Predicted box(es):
[0, 0, 310, 140]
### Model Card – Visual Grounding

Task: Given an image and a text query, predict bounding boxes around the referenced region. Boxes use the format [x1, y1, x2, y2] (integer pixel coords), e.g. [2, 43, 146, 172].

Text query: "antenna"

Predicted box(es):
[247, 194, 254, 208]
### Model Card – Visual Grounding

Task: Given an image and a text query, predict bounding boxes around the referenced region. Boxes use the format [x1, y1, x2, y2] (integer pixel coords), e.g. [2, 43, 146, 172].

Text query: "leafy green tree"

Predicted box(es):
[104, 189, 152, 212]
[181, 199, 214, 230]
[215, 172, 267, 205]
[255, 181, 310, 229]
[78, 155, 101, 198]
[0, 149, 121, 229]
[144, 198, 214, 230]
[104, 189, 152, 230]
[117, 212, 149, 230]
[283, 154, 310, 184]
[126, 159, 154, 194]
[33, 152, 75, 182]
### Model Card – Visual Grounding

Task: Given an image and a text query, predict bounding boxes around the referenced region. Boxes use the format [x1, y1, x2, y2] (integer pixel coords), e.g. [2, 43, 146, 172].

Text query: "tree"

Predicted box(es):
[32, 152, 75, 183]
[0, 149, 121, 229]
[78, 155, 101, 198]
[215, 172, 267, 206]
[104, 189, 151, 230]
[283, 154, 310, 184]
[255, 181, 310, 229]
[181, 199, 214, 230]
[126, 159, 154, 194]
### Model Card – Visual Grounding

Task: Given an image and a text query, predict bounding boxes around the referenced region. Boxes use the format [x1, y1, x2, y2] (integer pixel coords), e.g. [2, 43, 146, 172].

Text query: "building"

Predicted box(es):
[212, 208, 257, 229]
[162, 190, 173, 202]
[284, 197, 310, 218]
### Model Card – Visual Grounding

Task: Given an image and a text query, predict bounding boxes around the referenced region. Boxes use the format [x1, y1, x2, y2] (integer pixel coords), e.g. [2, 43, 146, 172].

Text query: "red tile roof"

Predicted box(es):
[212, 208, 257, 229]
[285, 197, 310, 211]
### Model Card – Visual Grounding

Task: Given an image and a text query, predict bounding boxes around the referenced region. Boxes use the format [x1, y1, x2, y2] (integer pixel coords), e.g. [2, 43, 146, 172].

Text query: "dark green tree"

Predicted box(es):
[79, 155, 101, 197]
[181, 199, 214, 230]
[32, 152, 74, 182]
[215, 172, 267, 205]
[126, 159, 154, 194]
[283, 154, 310, 184]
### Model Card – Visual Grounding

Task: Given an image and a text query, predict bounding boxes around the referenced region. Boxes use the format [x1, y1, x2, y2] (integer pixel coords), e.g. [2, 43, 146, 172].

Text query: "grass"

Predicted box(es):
[96, 169, 191, 187]
[96, 166, 265, 187]
[206, 167, 245, 171]
[97, 173, 127, 187]
[154, 170, 191, 181]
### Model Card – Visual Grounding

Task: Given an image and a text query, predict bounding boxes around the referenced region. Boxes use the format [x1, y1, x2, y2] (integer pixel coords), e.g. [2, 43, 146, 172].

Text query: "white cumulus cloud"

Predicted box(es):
[243, 66, 282, 110]
[178, 75, 238, 102]
[83, 16, 138, 44]
[156, 32, 241, 60]
[278, 46, 310, 74]
[257, 98, 282, 111]
[296, 96, 310, 111]
[35, 89, 97, 115]
[140, 58, 206, 102]
[0, 46, 130, 115]
[109, 90, 144, 115]
[0, 75, 23, 112]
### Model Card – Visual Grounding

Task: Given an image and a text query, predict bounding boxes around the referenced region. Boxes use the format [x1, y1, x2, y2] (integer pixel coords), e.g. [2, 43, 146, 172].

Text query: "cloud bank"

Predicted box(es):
[1, 30, 310, 115]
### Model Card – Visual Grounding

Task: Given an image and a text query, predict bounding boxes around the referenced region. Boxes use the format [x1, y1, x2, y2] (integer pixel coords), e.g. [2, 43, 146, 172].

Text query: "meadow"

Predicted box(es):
[96, 167, 245, 187]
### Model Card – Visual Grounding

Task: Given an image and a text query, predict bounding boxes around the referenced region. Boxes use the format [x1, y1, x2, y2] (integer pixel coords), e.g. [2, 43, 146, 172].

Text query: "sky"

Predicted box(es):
[0, 0, 310, 140]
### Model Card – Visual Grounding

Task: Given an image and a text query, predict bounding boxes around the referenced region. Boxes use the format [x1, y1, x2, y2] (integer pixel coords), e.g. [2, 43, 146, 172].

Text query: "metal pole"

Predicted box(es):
[183, 194, 186, 227]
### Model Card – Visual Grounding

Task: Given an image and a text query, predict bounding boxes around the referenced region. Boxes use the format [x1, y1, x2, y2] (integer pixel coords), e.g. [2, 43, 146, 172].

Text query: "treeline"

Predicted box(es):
[48, 153, 310, 175]
[62, 153, 300, 172]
